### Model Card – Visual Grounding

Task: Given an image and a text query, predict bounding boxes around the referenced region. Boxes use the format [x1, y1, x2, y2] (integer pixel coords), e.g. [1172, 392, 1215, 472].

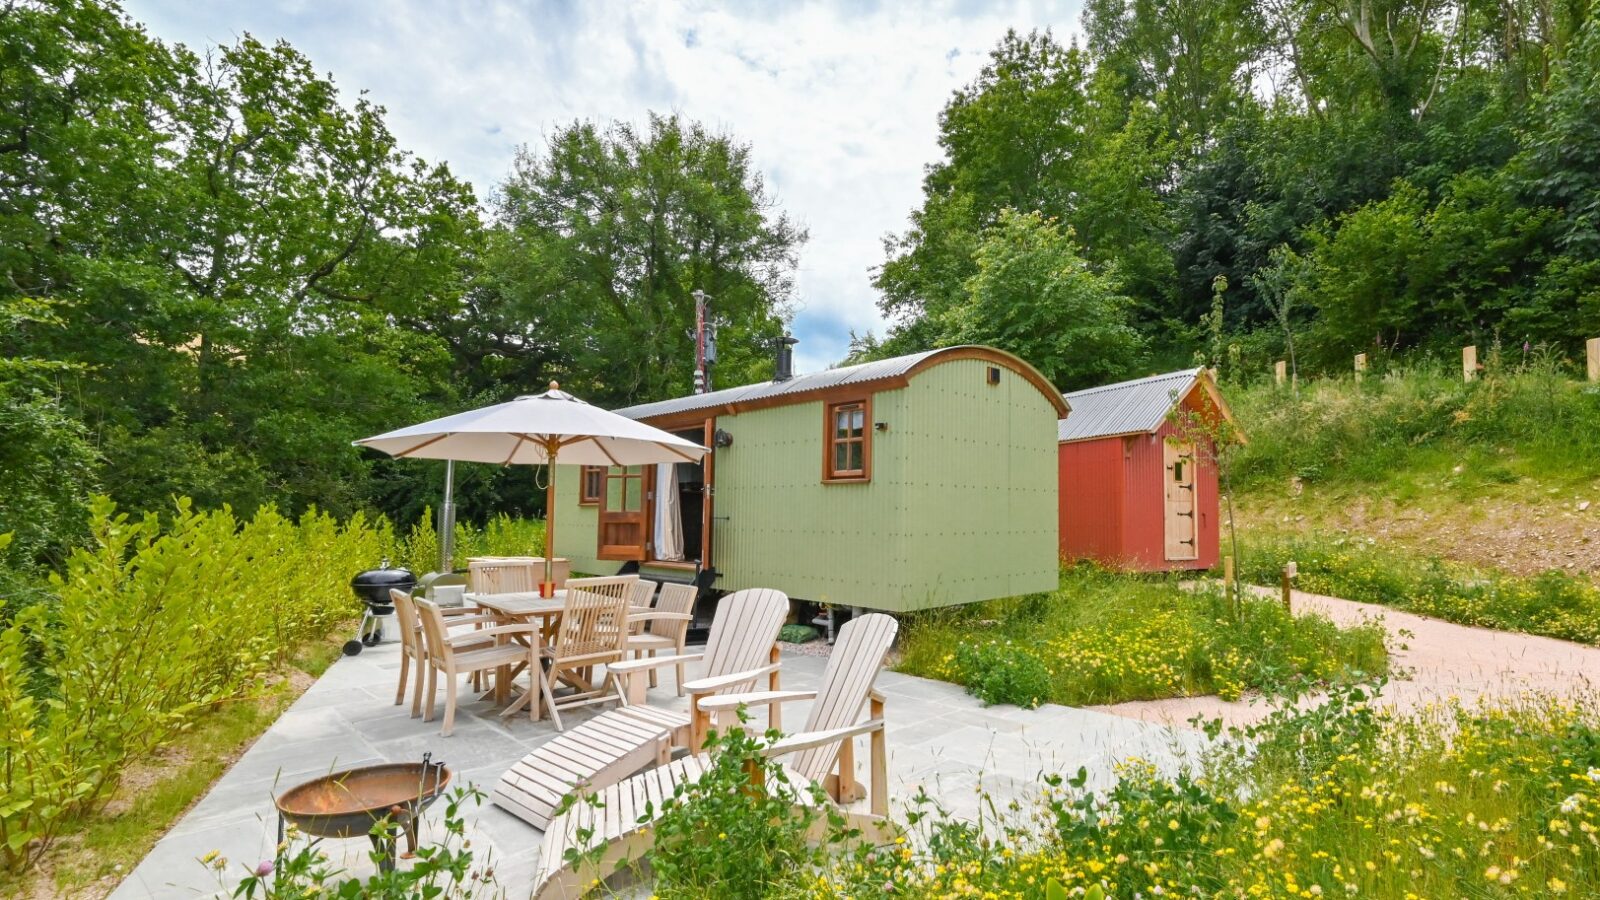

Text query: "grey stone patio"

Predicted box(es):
[110, 640, 1204, 899]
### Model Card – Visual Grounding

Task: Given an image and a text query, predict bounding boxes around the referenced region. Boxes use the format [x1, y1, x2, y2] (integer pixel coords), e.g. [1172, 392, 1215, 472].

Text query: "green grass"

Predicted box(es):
[1240, 532, 1600, 645]
[896, 565, 1388, 707]
[10, 636, 344, 898]
[1229, 357, 1600, 499]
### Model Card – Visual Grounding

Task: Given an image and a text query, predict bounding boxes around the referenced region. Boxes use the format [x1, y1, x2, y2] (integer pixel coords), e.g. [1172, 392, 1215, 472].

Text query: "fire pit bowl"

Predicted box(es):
[273, 755, 451, 871]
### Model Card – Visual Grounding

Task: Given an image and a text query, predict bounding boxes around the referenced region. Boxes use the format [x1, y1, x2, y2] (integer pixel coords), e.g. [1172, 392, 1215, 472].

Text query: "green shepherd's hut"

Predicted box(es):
[552, 345, 1069, 613]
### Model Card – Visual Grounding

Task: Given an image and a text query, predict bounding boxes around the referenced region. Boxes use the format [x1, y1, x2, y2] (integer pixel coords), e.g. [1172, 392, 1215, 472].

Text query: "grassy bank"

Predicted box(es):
[1230, 358, 1600, 498]
[896, 566, 1387, 707]
[1240, 532, 1600, 645]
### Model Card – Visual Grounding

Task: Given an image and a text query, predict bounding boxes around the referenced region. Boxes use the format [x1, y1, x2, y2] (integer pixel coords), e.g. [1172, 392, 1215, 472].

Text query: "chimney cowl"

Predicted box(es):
[773, 334, 799, 382]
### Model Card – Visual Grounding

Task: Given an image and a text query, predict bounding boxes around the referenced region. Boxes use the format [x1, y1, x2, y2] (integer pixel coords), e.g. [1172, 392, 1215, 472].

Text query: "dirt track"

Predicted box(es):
[1093, 584, 1600, 729]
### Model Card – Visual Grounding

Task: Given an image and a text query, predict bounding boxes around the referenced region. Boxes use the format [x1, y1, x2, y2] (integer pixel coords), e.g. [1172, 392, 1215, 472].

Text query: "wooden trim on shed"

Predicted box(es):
[633, 346, 1069, 427]
[902, 346, 1070, 417]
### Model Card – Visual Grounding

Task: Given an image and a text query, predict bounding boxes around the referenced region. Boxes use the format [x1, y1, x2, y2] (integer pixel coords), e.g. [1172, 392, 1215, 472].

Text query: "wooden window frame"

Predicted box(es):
[578, 465, 604, 505]
[822, 397, 871, 483]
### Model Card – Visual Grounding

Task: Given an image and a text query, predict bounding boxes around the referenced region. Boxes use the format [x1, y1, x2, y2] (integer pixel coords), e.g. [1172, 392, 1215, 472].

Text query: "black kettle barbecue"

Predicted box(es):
[346, 560, 416, 655]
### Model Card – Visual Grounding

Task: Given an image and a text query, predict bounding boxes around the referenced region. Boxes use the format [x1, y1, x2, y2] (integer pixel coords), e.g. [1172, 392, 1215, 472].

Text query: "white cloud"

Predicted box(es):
[125, 0, 1083, 376]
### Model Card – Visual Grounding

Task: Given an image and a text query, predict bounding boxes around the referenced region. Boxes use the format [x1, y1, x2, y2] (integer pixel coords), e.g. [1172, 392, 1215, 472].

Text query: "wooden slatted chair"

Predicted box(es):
[390, 589, 498, 717]
[532, 612, 900, 899]
[624, 582, 695, 694]
[468, 558, 538, 594]
[610, 587, 791, 750]
[415, 598, 541, 737]
[489, 588, 789, 832]
[538, 575, 634, 732]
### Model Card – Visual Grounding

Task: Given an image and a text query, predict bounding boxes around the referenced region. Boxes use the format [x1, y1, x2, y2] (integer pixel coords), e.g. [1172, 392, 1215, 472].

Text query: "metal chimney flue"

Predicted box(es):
[774, 334, 798, 382]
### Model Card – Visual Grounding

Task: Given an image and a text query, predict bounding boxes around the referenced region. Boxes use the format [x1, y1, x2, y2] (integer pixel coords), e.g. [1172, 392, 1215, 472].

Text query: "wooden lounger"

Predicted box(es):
[532, 613, 900, 899]
[490, 589, 790, 830]
[490, 706, 673, 829]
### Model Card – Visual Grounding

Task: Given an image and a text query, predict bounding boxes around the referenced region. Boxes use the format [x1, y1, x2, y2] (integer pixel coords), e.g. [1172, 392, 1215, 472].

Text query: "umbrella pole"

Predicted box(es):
[542, 438, 558, 597]
[440, 459, 455, 573]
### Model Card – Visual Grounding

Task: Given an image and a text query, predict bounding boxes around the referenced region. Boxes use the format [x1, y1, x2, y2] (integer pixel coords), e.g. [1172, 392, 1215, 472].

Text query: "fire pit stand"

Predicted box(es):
[273, 754, 452, 873]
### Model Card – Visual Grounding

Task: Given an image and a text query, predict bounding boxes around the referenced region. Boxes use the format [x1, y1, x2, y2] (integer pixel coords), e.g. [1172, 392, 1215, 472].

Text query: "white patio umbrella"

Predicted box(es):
[355, 382, 708, 592]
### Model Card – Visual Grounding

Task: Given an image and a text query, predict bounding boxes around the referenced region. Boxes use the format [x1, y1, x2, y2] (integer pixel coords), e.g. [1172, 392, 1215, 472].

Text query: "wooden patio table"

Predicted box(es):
[467, 591, 566, 719]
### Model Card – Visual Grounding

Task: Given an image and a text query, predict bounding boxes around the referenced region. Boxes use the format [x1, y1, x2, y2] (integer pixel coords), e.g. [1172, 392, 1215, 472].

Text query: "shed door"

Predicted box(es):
[597, 466, 649, 561]
[1163, 441, 1199, 561]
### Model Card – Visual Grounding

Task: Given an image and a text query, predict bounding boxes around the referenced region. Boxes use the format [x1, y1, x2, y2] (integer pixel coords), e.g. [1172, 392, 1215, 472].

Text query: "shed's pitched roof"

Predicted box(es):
[1057, 369, 1208, 443]
[615, 345, 1069, 421]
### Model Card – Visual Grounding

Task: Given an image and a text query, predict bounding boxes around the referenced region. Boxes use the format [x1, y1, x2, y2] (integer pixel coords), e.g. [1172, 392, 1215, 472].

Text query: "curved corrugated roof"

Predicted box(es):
[615, 346, 1068, 420]
[1057, 369, 1202, 443]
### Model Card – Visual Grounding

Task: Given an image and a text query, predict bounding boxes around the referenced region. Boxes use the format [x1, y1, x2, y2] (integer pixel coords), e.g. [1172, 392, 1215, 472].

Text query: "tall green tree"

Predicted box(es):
[490, 114, 804, 406]
[939, 210, 1143, 390]
[1, 0, 482, 519]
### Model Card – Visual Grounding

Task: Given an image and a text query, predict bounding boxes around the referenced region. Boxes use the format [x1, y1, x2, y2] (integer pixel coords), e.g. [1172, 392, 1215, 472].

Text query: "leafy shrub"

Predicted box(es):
[0, 497, 394, 874]
[565, 713, 837, 898]
[397, 506, 546, 575]
[778, 623, 820, 644]
[899, 565, 1386, 707]
[0, 391, 98, 571]
[952, 640, 1054, 708]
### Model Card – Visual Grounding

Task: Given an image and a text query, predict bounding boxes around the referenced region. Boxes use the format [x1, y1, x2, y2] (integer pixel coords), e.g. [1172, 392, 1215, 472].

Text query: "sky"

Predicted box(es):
[125, 0, 1083, 376]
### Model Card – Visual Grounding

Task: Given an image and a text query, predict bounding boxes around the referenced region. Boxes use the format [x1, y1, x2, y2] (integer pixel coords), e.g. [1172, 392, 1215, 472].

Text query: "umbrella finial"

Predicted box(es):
[549, 380, 560, 391]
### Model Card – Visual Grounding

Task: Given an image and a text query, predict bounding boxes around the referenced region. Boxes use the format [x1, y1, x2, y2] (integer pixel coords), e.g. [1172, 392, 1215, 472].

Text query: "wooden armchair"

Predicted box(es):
[390, 588, 498, 718]
[624, 582, 696, 693]
[697, 612, 899, 813]
[415, 598, 541, 737]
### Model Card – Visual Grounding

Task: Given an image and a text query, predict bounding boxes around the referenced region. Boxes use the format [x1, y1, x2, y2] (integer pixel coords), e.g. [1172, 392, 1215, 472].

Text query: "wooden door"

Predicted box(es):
[598, 466, 649, 561]
[1163, 440, 1199, 561]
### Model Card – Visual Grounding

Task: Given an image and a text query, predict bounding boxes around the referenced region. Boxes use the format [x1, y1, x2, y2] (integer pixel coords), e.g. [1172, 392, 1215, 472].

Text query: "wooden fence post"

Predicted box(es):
[1281, 561, 1297, 614]
[1587, 337, 1600, 383]
[1274, 360, 1286, 386]
[1462, 345, 1477, 382]
[1354, 353, 1367, 381]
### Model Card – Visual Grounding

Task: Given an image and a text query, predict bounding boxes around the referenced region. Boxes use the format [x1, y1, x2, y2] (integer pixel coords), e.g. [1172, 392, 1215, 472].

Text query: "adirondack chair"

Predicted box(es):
[532, 612, 900, 900]
[389, 589, 498, 717]
[610, 587, 791, 750]
[624, 582, 695, 693]
[539, 575, 635, 731]
[489, 588, 789, 832]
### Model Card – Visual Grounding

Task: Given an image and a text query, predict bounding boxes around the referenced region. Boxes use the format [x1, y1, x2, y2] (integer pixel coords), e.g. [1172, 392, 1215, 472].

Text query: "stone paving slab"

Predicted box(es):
[112, 642, 1201, 899]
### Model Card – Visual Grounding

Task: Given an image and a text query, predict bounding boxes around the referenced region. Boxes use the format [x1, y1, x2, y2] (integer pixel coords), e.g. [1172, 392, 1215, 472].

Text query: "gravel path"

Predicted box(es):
[1094, 584, 1600, 729]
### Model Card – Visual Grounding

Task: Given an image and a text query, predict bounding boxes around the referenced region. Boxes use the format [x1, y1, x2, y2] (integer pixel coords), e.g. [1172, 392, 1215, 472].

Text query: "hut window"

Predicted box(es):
[824, 399, 870, 482]
[579, 466, 604, 505]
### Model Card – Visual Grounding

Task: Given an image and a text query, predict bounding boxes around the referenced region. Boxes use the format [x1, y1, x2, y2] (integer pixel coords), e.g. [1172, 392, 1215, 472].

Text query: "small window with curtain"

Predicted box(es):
[824, 399, 870, 482]
[578, 466, 604, 505]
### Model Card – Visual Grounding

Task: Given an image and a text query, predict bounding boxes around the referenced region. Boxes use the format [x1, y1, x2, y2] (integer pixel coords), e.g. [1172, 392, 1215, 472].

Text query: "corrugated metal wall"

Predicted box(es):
[551, 474, 604, 575]
[1058, 437, 1127, 564]
[1121, 431, 1167, 569]
[711, 389, 909, 607]
[893, 358, 1059, 608]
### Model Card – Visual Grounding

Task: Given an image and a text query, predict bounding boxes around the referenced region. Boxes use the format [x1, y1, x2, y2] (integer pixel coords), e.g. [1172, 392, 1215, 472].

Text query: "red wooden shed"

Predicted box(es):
[1057, 369, 1240, 572]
